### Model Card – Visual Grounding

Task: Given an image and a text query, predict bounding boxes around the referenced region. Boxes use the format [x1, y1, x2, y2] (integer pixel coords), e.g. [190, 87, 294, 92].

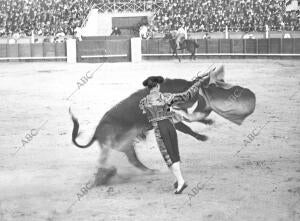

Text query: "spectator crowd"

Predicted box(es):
[0, 0, 93, 37]
[153, 0, 300, 33]
[0, 0, 299, 38]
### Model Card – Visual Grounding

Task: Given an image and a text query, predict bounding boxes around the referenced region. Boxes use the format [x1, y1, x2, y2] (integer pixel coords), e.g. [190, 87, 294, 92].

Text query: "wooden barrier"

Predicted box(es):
[31, 43, 44, 57]
[18, 44, 31, 57]
[77, 39, 130, 62]
[78, 40, 106, 56]
[150, 39, 160, 54]
[269, 39, 281, 54]
[1, 38, 300, 62]
[143, 39, 159, 54]
[219, 39, 231, 53]
[294, 38, 300, 54]
[0, 42, 66, 61]
[231, 39, 244, 53]
[141, 40, 147, 54]
[141, 38, 300, 58]
[7, 44, 18, 57]
[282, 38, 294, 54]
[158, 39, 171, 54]
[207, 39, 219, 53]
[0, 44, 7, 57]
[55, 43, 66, 57]
[257, 39, 269, 54]
[43, 43, 56, 57]
[196, 39, 207, 53]
[245, 39, 257, 54]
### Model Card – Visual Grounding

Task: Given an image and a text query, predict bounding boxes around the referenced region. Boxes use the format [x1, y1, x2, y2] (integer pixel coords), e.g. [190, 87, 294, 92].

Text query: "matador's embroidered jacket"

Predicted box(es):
[139, 81, 202, 123]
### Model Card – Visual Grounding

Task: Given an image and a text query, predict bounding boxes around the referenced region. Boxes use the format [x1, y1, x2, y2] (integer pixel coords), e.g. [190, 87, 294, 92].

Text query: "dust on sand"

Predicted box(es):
[0, 59, 299, 221]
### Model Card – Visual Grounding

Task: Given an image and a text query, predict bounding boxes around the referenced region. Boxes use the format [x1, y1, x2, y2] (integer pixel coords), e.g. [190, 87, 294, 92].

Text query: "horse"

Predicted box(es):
[164, 31, 199, 62]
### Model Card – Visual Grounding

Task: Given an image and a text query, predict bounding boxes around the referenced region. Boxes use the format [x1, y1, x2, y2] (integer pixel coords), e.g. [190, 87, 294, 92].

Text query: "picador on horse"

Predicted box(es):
[175, 25, 188, 50]
[164, 24, 199, 62]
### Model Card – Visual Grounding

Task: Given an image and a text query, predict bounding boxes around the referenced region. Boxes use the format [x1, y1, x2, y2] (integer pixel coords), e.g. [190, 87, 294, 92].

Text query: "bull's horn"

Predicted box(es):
[192, 64, 216, 81]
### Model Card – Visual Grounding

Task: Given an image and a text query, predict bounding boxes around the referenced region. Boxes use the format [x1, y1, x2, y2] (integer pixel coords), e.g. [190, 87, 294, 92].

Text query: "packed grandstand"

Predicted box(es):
[0, 0, 299, 37]
[0, 0, 93, 37]
[153, 0, 300, 32]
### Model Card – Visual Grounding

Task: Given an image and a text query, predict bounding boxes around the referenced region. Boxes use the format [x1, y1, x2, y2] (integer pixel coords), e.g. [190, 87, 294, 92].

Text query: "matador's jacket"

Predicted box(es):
[139, 80, 202, 167]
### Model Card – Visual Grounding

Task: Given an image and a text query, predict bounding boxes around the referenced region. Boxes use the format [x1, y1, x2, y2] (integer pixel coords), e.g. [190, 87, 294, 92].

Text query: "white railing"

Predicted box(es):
[94, 0, 164, 13]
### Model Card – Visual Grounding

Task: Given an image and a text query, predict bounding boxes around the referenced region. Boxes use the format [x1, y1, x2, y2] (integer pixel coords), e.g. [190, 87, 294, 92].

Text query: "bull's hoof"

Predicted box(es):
[95, 166, 117, 186]
[195, 134, 208, 141]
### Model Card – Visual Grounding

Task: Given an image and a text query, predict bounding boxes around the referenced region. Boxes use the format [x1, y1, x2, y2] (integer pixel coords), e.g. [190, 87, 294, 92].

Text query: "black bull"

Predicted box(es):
[70, 68, 256, 172]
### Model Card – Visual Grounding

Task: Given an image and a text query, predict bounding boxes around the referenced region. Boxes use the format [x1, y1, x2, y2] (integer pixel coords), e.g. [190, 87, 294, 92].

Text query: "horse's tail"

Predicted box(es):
[69, 107, 96, 148]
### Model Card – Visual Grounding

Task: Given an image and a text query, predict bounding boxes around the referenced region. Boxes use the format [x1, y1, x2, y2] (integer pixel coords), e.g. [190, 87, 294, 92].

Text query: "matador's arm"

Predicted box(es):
[163, 80, 202, 105]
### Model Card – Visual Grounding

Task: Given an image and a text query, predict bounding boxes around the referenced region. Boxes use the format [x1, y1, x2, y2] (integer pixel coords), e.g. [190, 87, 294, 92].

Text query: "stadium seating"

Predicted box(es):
[0, 0, 93, 37]
[153, 0, 299, 33]
[0, 0, 299, 37]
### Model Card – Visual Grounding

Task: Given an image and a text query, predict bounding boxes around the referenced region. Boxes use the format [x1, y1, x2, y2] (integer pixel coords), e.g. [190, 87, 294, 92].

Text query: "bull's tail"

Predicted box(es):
[69, 107, 96, 148]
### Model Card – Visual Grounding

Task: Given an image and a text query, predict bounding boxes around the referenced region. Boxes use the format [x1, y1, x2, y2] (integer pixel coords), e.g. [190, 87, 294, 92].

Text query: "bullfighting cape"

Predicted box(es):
[199, 66, 256, 125]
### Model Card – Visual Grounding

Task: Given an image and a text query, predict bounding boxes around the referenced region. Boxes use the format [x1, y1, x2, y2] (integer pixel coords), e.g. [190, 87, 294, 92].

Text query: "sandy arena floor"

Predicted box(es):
[0, 59, 299, 221]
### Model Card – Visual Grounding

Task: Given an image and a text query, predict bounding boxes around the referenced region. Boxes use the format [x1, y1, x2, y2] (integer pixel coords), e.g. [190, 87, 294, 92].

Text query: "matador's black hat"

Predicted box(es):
[142, 76, 164, 87]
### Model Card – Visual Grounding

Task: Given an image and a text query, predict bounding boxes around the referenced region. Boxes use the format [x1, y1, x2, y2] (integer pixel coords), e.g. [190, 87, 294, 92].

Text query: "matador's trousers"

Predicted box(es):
[153, 119, 180, 167]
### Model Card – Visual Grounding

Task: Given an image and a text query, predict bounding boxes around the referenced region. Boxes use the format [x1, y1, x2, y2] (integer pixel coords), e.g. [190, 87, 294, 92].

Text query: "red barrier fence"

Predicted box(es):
[0, 42, 66, 60]
[142, 38, 300, 57]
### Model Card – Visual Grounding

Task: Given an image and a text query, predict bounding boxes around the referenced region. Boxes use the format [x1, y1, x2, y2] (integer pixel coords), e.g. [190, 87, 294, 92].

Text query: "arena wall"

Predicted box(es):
[77, 39, 130, 62]
[141, 38, 300, 58]
[153, 31, 300, 40]
[1, 38, 300, 63]
[0, 42, 66, 61]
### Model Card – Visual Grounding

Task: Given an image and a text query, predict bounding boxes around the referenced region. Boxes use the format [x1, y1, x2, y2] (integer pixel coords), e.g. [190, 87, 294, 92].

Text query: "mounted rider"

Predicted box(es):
[175, 23, 188, 50]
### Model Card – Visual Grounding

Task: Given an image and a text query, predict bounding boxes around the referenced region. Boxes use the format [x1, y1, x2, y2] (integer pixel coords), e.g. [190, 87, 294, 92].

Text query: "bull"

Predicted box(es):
[69, 66, 256, 181]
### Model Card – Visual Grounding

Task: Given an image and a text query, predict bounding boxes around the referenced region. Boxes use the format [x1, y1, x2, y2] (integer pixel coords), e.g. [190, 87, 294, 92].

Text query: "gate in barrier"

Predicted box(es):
[77, 39, 131, 62]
